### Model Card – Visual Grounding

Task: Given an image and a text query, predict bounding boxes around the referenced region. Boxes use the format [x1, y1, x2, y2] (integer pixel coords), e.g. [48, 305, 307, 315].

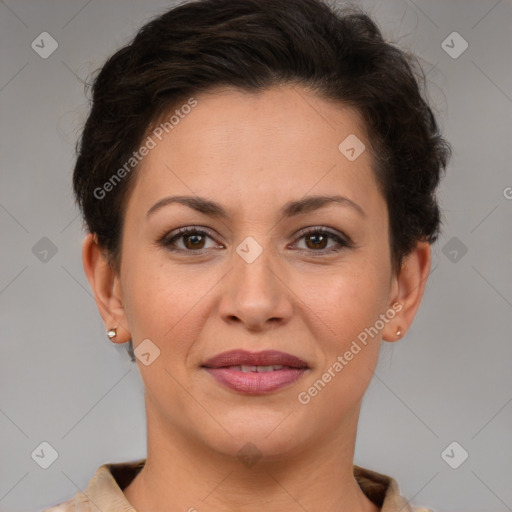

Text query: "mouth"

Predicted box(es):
[201, 350, 309, 395]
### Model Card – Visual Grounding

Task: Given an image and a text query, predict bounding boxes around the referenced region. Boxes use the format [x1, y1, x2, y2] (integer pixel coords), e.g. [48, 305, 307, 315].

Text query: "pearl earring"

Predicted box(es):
[396, 328, 402, 337]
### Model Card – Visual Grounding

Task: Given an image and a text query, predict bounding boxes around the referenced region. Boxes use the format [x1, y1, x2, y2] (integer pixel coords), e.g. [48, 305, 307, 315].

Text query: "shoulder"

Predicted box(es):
[353, 465, 436, 512]
[38, 495, 91, 512]
[41, 505, 71, 512]
[37, 458, 145, 512]
[35, 499, 76, 512]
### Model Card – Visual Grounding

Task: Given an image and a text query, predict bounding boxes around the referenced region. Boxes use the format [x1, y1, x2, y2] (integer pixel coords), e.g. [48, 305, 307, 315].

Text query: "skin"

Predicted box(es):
[82, 84, 431, 512]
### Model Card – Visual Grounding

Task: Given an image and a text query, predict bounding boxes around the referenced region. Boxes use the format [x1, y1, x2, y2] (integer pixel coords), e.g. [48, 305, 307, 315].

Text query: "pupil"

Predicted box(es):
[307, 233, 327, 249]
[185, 234, 204, 249]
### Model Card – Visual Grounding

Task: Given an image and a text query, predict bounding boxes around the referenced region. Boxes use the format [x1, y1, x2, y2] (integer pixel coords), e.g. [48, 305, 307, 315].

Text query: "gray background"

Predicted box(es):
[1, 0, 511, 511]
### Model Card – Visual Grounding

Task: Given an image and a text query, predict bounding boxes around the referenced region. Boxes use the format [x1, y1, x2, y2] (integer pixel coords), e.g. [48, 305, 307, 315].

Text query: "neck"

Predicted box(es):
[123, 399, 379, 512]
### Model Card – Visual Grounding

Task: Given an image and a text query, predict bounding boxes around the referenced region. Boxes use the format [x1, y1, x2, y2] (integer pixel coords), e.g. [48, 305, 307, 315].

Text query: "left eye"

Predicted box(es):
[293, 229, 349, 253]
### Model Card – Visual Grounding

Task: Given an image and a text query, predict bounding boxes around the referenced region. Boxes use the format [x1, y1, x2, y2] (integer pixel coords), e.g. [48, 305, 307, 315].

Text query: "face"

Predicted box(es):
[115, 85, 399, 459]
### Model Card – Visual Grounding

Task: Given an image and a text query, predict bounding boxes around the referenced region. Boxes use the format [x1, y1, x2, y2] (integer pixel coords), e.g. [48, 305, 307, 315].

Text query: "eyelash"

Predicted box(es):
[158, 226, 353, 255]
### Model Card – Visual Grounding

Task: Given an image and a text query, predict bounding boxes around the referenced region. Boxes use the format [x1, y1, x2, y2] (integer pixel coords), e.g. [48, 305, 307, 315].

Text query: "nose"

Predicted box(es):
[218, 245, 293, 332]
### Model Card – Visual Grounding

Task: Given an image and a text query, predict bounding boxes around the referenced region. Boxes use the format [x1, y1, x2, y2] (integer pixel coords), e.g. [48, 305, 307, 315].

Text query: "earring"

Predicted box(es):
[396, 328, 402, 337]
[107, 327, 117, 340]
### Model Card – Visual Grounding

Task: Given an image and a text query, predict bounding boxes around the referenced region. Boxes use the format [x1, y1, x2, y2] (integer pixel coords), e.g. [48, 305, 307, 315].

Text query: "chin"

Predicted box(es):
[198, 407, 312, 462]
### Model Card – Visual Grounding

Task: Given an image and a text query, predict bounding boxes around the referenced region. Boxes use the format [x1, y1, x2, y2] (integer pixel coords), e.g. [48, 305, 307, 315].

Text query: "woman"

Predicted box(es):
[44, 0, 450, 510]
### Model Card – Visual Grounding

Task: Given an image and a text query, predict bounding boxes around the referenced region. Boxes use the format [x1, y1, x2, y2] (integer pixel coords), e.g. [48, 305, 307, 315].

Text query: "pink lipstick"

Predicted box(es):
[202, 350, 309, 395]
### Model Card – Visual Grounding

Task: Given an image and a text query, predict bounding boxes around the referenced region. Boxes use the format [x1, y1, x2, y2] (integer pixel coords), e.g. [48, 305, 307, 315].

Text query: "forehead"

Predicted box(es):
[126, 85, 385, 222]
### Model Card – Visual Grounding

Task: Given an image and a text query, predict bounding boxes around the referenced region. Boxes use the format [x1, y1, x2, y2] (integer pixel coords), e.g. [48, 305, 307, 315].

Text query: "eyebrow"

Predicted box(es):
[146, 194, 366, 220]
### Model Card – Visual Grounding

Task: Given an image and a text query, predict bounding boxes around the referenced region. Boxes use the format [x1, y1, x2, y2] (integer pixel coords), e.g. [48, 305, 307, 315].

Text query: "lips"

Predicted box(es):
[202, 350, 309, 370]
[202, 350, 309, 395]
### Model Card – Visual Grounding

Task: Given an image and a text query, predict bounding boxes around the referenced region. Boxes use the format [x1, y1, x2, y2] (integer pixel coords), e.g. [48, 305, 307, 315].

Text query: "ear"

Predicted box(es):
[382, 241, 431, 342]
[81, 233, 131, 343]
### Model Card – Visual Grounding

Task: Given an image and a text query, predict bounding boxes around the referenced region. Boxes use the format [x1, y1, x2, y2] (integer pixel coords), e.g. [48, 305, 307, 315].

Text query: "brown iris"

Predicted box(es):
[183, 233, 206, 250]
[305, 232, 328, 250]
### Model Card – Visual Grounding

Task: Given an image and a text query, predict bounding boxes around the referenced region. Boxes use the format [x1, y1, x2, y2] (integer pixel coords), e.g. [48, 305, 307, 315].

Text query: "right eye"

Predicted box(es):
[159, 227, 224, 253]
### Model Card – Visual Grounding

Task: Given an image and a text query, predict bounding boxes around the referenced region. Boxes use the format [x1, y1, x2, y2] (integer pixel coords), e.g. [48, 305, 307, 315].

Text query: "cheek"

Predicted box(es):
[120, 261, 210, 397]
[293, 266, 387, 416]
[295, 253, 390, 379]
[121, 252, 217, 354]
[302, 257, 389, 333]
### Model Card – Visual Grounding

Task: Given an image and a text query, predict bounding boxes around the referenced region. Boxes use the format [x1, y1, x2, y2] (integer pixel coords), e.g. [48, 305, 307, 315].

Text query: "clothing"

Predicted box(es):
[41, 459, 433, 512]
